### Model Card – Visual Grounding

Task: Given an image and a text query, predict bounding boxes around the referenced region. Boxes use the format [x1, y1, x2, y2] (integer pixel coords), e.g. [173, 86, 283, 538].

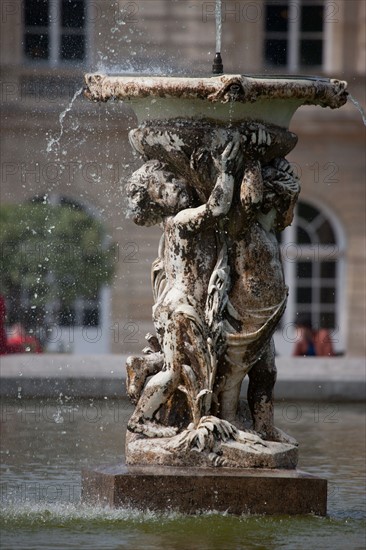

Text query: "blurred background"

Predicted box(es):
[0, 0, 365, 356]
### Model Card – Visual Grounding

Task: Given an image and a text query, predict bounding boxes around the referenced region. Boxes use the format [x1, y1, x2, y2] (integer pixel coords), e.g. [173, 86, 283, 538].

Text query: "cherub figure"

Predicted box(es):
[126, 141, 242, 438]
[216, 156, 300, 443]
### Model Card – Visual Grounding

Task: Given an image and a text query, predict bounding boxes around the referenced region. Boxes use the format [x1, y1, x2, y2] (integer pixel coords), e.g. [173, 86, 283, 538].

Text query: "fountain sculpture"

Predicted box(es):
[82, 37, 348, 515]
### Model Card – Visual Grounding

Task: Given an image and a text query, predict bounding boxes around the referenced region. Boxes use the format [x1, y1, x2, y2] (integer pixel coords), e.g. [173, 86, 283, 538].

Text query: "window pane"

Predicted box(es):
[298, 202, 320, 223]
[295, 308, 313, 326]
[321, 261, 336, 278]
[83, 307, 99, 327]
[265, 5, 289, 32]
[296, 225, 312, 244]
[265, 39, 288, 66]
[27, 307, 45, 328]
[320, 312, 335, 329]
[320, 287, 336, 304]
[297, 262, 313, 278]
[301, 5, 324, 33]
[25, 0, 49, 27]
[300, 39, 323, 66]
[317, 219, 336, 244]
[296, 287, 312, 304]
[62, 0, 85, 28]
[61, 35, 85, 60]
[24, 33, 49, 59]
[58, 306, 76, 326]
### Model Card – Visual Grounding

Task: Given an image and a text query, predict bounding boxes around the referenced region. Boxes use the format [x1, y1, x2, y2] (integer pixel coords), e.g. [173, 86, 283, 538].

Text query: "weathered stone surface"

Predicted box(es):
[83, 73, 347, 484]
[123, 121, 301, 468]
[84, 74, 348, 125]
[82, 463, 327, 516]
[128, 119, 298, 201]
[126, 426, 298, 469]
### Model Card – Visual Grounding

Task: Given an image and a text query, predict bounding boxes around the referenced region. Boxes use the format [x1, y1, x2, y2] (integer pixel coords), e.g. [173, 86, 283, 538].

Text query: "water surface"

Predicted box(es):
[1, 399, 365, 549]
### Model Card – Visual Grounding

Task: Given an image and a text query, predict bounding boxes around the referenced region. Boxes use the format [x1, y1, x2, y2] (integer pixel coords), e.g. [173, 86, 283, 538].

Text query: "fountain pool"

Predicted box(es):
[1, 398, 365, 549]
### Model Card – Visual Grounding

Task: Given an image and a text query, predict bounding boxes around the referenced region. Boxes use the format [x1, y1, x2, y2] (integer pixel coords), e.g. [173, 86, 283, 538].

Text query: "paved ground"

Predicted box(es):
[1, 354, 365, 401]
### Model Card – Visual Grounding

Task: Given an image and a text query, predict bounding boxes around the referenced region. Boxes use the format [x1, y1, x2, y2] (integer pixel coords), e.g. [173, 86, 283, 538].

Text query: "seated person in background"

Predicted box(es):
[293, 314, 335, 357]
[7, 323, 43, 354]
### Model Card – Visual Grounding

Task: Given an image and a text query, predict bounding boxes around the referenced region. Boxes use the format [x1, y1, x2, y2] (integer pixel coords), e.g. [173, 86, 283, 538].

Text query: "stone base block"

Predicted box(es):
[82, 463, 327, 516]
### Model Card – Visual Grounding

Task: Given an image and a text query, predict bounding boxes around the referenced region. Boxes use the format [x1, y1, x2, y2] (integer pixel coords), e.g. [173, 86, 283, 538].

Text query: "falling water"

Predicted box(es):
[46, 87, 84, 153]
[348, 94, 366, 126]
[215, 0, 222, 53]
[228, 99, 235, 127]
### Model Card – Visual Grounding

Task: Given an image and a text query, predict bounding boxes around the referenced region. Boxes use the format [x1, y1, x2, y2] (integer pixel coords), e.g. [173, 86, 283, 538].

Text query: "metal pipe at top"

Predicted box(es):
[212, 52, 224, 74]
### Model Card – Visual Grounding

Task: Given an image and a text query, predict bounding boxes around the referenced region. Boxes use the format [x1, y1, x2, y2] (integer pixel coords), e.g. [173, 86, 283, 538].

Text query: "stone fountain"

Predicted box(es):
[82, 72, 348, 515]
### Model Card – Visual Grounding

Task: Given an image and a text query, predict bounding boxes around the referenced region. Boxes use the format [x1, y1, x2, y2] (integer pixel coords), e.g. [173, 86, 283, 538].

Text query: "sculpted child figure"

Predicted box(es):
[217, 156, 300, 443]
[126, 141, 243, 438]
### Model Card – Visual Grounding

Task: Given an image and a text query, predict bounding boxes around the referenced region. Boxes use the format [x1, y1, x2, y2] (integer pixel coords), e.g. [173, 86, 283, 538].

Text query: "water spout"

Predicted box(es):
[212, 52, 224, 74]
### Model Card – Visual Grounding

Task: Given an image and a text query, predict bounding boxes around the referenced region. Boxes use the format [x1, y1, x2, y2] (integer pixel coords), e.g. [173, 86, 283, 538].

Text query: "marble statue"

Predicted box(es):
[84, 72, 347, 469]
[124, 121, 300, 468]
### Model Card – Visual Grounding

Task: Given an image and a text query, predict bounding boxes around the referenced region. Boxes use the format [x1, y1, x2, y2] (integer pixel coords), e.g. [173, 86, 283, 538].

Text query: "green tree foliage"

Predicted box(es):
[0, 202, 116, 323]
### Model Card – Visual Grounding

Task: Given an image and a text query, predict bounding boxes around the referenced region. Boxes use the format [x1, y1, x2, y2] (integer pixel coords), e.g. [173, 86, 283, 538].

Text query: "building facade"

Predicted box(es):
[1, 0, 365, 356]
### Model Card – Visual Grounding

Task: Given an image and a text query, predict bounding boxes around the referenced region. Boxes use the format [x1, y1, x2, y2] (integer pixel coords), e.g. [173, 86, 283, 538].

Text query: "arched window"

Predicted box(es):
[275, 199, 346, 355]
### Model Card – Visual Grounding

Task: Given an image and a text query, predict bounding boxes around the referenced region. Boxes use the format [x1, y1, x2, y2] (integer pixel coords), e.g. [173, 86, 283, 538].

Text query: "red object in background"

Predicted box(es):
[7, 330, 42, 353]
[0, 295, 43, 354]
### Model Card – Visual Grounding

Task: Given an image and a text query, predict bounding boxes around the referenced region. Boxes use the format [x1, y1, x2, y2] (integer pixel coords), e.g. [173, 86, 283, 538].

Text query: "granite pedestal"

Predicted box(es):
[82, 464, 327, 516]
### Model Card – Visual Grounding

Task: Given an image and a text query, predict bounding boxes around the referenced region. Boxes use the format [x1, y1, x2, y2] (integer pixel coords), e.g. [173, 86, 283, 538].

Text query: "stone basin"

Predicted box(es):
[84, 73, 348, 127]
[84, 73, 348, 200]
